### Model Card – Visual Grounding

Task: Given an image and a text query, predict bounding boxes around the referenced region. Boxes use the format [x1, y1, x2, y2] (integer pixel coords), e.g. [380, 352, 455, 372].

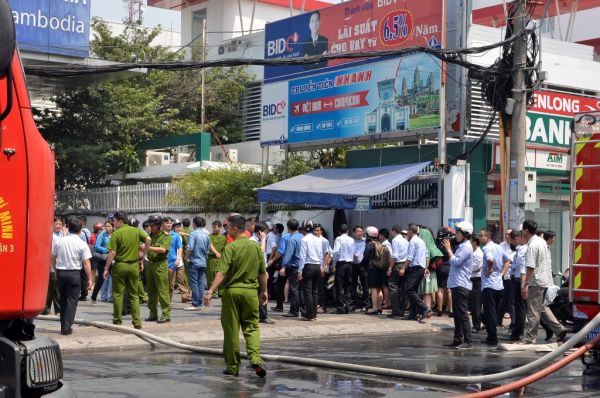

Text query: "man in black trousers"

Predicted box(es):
[332, 224, 355, 314]
[51, 218, 94, 335]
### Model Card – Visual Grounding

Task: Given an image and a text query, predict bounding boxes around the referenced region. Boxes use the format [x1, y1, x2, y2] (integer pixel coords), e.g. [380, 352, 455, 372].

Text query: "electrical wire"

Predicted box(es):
[23, 27, 534, 78]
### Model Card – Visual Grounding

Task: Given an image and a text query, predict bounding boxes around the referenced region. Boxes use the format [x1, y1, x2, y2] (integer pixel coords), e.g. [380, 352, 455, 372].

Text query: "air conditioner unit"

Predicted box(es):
[227, 39, 242, 53]
[228, 148, 238, 163]
[174, 153, 193, 163]
[145, 151, 171, 167]
[212, 149, 238, 163]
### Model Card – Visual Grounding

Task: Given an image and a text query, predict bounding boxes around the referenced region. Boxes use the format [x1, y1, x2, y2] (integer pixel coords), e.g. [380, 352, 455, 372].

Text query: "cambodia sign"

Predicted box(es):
[264, 0, 444, 82]
[526, 91, 600, 148]
[9, 0, 90, 58]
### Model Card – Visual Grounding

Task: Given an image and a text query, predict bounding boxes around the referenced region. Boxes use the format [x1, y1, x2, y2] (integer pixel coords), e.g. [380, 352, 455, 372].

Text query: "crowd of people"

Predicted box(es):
[46, 212, 567, 354]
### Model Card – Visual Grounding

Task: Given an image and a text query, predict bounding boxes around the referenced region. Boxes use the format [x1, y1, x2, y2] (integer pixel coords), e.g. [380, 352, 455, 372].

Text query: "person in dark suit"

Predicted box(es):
[303, 11, 328, 70]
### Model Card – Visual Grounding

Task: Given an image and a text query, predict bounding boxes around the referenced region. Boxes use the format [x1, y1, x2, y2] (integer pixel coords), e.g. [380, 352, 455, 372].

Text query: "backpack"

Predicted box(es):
[370, 241, 391, 269]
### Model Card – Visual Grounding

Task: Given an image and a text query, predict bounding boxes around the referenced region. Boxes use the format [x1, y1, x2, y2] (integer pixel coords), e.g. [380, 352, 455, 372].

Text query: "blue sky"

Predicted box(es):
[92, 0, 344, 31]
[92, 0, 182, 31]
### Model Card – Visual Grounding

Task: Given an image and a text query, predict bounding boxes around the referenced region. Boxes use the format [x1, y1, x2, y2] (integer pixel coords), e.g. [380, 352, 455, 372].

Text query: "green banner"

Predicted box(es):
[526, 113, 572, 149]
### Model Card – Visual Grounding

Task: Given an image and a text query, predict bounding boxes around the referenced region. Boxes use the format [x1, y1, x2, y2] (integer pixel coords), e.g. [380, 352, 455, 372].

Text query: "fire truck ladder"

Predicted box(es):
[570, 115, 600, 312]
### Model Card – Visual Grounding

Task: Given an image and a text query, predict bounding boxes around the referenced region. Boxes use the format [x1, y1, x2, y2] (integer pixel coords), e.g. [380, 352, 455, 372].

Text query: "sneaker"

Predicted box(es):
[457, 343, 473, 350]
[557, 329, 568, 343]
[270, 307, 284, 312]
[443, 341, 461, 348]
[222, 369, 239, 376]
[91, 300, 97, 305]
[184, 306, 201, 311]
[480, 338, 498, 346]
[251, 363, 267, 378]
[157, 318, 171, 324]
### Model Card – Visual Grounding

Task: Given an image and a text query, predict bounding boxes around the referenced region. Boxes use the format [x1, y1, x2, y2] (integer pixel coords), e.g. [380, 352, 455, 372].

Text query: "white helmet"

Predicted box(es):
[455, 221, 473, 235]
[365, 226, 379, 238]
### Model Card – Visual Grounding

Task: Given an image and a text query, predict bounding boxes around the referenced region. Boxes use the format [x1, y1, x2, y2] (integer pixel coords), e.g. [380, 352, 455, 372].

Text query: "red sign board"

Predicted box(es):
[323, 0, 443, 67]
[530, 91, 600, 116]
[264, 0, 444, 80]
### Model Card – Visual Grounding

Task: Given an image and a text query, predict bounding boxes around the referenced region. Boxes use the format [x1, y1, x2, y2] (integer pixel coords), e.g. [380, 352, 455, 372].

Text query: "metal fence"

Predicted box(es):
[56, 168, 439, 214]
[371, 165, 438, 208]
[56, 183, 202, 214]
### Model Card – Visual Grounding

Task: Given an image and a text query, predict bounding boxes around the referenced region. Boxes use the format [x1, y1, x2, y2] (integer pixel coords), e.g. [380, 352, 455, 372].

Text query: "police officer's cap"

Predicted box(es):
[148, 215, 162, 225]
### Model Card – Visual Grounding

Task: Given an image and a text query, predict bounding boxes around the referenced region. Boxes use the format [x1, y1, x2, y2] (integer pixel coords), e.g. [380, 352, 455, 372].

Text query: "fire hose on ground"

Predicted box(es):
[38, 313, 600, 397]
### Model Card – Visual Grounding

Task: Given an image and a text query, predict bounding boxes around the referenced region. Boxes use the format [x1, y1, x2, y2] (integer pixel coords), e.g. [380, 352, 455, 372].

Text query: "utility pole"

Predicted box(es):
[123, 0, 143, 23]
[508, 0, 528, 229]
[200, 18, 207, 126]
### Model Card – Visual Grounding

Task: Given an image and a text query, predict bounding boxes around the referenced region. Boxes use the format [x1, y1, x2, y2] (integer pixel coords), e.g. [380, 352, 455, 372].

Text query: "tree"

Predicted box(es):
[401, 77, 408, 97]
[168, 167, 268, 212]
[36, 19, 252, 190]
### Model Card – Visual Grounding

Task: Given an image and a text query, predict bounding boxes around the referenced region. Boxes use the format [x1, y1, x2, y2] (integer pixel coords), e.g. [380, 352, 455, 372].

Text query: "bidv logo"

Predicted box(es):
[266, 32, 300, 57]
[263, 100, 287, 119]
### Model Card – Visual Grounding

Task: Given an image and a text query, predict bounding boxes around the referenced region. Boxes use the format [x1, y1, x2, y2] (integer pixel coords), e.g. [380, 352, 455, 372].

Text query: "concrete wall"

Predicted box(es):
[181, 0, 302, 61]
[210, 140, 286, 166]
[347, 208, 441, 234]
[93, 20, 181, 52]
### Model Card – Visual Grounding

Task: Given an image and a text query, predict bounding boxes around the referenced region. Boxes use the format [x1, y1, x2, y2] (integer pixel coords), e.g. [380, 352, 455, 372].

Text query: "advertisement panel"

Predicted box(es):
[264, 0, 443, 82]
[526, 91, 600, 149]
[280, 53, 440, 145]
[9, 0, 90, 58]
[261, 81, 289, 146]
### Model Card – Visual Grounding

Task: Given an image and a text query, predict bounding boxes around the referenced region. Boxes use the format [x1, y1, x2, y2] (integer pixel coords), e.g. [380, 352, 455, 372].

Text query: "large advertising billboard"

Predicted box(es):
[262, 53, 441, 146]
[264, 0, 444, 82]
[9, 0, 91, 58]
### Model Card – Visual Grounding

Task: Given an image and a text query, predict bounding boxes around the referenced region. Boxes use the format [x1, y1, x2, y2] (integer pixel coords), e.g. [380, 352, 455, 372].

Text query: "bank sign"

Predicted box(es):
[264, 0, 443, 82]
[261, 53, 441, 146]
[9, 0, 90, 58]
[527, 91, 600, 148]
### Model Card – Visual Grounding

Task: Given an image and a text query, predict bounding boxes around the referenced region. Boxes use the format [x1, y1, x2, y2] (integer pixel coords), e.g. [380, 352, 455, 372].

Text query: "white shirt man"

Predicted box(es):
[51, 223, 93, 336]
[522, 222, 566, 344]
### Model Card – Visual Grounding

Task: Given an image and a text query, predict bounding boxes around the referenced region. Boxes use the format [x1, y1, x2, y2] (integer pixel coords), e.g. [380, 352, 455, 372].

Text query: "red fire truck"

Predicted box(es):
[0, 0, 74, 396]
[570, 111, 600, 351]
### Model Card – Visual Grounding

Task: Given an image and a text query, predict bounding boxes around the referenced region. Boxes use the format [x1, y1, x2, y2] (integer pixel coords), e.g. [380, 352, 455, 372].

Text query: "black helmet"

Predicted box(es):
[147, 215, 162, 225]
[301, 219, 314, 232]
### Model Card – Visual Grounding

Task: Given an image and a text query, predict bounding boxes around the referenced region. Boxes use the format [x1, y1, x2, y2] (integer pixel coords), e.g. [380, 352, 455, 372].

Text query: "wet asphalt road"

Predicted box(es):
[62, 331, 600, 397]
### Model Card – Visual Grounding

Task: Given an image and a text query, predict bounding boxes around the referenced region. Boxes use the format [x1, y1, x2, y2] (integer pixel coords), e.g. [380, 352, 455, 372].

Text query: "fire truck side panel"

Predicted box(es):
[0, 55, 28, 319]
[16, 54, 54, 318]
[570, 121, 600, 320]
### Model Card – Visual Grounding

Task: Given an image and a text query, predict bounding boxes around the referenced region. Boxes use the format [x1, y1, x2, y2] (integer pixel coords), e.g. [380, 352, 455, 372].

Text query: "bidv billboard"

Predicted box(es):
[9, 0, 90, 58]
[261, 54, 441, 146]
[261, 0, 444, 147]
[264, 0, 443, 82]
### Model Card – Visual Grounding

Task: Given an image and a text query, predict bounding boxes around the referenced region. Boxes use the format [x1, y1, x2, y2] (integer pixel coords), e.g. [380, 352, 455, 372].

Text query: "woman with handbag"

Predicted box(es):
[91, 221, 114, 304]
